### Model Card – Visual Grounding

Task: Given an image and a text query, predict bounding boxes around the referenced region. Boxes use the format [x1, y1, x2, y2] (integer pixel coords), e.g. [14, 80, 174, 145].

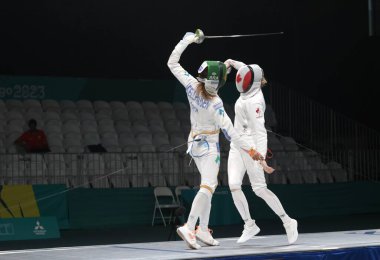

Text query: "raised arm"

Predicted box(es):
[167, 33, 199, 88]
[224, 59, 246, 74]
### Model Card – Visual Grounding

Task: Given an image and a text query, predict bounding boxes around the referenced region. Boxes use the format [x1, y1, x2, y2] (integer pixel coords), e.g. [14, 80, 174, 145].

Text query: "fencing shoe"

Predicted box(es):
[284, 219, 298, 244]
[237, 222, 261, 243]
[177, 224, 201, 249]
[195, 226, 219, 246]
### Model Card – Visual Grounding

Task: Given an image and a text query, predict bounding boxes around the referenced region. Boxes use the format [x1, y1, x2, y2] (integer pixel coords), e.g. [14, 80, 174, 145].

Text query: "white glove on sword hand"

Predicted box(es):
[260, 160, 275, 174]
[182, 30, 203, 44]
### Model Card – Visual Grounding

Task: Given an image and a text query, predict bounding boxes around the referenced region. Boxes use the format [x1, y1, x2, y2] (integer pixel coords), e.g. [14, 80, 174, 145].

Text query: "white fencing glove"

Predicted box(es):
[182, 31, 202, 45]
[224, 59, 246, 74]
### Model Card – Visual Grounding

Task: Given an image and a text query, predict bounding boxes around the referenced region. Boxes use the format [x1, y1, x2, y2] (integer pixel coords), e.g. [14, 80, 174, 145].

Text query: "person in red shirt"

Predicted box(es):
[14, 119, 50, 153]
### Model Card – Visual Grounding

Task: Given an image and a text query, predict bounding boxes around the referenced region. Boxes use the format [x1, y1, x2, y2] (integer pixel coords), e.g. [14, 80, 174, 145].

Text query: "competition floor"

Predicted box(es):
[1, 229, 379, 260]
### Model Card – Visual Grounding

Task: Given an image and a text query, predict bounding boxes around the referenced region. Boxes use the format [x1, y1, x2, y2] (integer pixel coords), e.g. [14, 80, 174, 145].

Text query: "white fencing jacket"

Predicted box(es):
[167, 39, 250, 151]
[228, 60, 268, 157]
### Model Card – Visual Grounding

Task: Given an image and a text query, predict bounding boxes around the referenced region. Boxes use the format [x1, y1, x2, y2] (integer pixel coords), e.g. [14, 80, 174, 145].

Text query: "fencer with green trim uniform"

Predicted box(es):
[167, 33, 259, 250]
[225, 59, 298, 244]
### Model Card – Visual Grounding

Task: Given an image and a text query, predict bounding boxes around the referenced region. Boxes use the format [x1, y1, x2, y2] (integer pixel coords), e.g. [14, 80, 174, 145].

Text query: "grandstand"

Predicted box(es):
[0, 97, 356, 188]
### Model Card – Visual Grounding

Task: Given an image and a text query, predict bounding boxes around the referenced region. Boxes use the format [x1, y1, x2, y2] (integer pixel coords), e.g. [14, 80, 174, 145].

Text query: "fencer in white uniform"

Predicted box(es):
[225, 59, 298, 244]
[167, 34, 263, 250]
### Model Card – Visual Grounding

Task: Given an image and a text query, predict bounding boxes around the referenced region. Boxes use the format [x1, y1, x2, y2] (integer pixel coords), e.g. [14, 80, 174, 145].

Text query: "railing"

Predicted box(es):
[266, 83, 380, 181]
[268, 83, 380, 152]
[0, 149, 378, 188]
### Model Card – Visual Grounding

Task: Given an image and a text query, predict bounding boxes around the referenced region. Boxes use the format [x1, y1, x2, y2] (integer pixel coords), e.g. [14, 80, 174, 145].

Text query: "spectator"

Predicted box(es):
[14, 119, 50, 153]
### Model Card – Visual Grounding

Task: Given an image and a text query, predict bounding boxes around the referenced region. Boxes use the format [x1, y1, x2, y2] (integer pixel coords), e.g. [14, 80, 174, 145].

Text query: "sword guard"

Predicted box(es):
[195, 29, 205, 44]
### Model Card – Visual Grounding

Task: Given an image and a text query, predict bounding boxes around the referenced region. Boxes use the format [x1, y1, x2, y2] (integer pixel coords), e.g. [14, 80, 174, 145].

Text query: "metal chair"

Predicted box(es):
[152, 187, 179, 226]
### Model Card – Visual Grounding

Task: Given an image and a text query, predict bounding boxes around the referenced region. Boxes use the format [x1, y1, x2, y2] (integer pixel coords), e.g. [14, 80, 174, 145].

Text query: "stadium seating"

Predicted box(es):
[0, 99, 350, 188]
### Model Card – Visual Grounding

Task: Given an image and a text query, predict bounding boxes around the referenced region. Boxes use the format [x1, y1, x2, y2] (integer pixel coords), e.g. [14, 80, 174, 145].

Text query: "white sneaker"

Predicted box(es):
[284, 219, 298, 244]
[196, 226, 219, 246]
[237, 223, 261, 243]
[176, 224, 201, 250]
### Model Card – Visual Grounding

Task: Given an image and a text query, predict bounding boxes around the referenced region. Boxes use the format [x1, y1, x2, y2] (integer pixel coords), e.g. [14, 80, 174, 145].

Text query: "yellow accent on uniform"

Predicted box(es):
[191, 129, 220, 139]
[200, 184, 214, 194]
[0, 185, 40, 218]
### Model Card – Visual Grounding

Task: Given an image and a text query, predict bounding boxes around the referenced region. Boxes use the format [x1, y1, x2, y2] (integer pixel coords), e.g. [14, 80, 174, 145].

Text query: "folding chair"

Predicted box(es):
[152, 187, 179, 227]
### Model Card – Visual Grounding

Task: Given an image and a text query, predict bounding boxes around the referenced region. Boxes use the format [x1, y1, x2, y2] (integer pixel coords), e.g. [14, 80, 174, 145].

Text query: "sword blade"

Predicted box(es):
[205, 32, 284, 39]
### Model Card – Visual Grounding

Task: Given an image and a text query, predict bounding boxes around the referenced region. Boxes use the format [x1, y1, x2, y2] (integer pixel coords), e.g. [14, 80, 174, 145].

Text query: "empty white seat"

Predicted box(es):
[6, 110, 24, 121]
[23, 99, 41, 109]
[25, 112, 43, 123]
[132, 125, 150, 135]
[136, 132, 153, 141]
[104, 145, 122, 152]
[61, 112, 79, 124]
[6, 100, 24, 111]
[129, 110, 145, 123]
[286, 170, 304, 184]
[47, 136, 64, 147]
[173, 102, 188, 110]
[44, 111, 60, 121]
[81, 120, 98, 134]
[331, 169, 348, 182]
[42, 99, 60, 110]
[76, 100, 93, 112]
[96, 111, 112, 121]
[64, 137, 83, 148]
[153, 139, 171, 149]
[165, 120, 181, 134]
[142, 101, 158, 111]
[126, 101, 143, 111]
[112, 108, 129, 121]
[50, 145, 65, 153]
[66, 145, 84, 153]
[302, 170, 318, 184]
[115, 123, 133, 135]
[145, 112, 162, 121]
[316, 169, 334, 183]
[98, 124, 117, 135]
[93, 100, 111, 112]
[83, 133, 101, 145]
[101, 132, 119, 145]
[79, 111, 96, 121]
[170, 136, 186, 152]
[157, 101, 173, 111]
[98, 118, 114, 126]
[6, 124, 24, 135]
[150, 125, 166, 134]
[119, 136, 137, 147]
[62, 123, 81, 134]
[110, 101, 126, 110]
[136, 136, 153, 145]
[60, 100, 76, 110]
[161, 109, 177, 121]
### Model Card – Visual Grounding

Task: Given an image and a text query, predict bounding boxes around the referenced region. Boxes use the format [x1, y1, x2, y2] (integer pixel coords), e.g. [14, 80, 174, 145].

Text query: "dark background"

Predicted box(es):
[0, 0, 379, 129]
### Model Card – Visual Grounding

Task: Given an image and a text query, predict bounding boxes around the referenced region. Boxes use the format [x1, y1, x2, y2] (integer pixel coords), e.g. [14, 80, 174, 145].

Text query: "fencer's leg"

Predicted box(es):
[254, 187, 298, 244]
[195, 149, 220, 246]
[199, 184, 212, 232]
[253, 187, 290, 223]
[187, 187, 211, 230]
[177, 187, 209, 250]
[228, 146, 260, 243]
[230, 188, 261, 243]
[245, 153, 298, 244]
[196, 185, 220, 246]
